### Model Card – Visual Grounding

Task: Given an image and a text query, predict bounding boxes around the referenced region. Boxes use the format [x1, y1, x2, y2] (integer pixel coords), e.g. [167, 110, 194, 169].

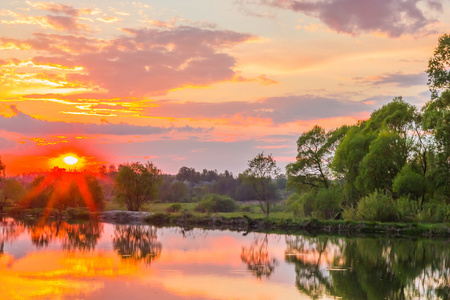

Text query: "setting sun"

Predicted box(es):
[49, 153, 86, 170]
[63, 156, 78, 165]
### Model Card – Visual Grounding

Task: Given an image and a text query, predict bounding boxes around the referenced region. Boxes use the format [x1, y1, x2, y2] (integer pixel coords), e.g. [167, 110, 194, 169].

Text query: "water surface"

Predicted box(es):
[1, 218, 449, 299]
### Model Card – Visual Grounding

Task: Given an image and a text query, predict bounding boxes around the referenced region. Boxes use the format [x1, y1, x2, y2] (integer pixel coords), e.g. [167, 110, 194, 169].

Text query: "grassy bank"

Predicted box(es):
[143, 211, 450, 237]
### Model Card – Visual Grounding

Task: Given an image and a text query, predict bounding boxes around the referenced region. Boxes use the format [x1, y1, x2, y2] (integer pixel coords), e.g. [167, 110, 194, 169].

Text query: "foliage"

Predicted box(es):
[285, 192, 301, 216]
[242, 152, 280, 217]
[0, 178, 25, 212]
[115, 162, 162, 211]
[287, 125, 347, 192]
[417, 200, 450, 223]
[427, 33, 450, 98]
[332, 97, 416, 203]
[395, 196, 419, 222]
[392, 165, 426, 200]
[0, 157, 5, 178]
[312, 186, 342, 220]
[355, 190, 397, 222]
[166, 203, 182, 213]
[240, 204, 254, 213]
[287, 186, 342, 220]
[194, 193, 237, 213]
[422, 91, 450, 201]
[22, 170, 105, 217]
[356, 130, 408, 194]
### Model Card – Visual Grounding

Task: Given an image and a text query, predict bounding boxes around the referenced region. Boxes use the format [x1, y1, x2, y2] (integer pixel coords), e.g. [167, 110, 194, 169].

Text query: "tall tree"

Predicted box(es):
[287, 125, 348, 192]
[242, 152, 280, 217]
[423, 33, 450, 200]
[115, 162, 162, 211]
[332, 97, 416, 200]
[427, 33, 450, 99]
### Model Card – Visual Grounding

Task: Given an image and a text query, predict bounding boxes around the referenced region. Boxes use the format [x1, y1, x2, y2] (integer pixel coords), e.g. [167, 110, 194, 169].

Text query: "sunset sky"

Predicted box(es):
[0, 0, 449, 175]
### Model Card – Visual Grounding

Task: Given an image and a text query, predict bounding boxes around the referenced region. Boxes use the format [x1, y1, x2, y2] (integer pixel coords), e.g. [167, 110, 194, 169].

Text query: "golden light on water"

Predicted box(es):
[63, 156, 78, 165]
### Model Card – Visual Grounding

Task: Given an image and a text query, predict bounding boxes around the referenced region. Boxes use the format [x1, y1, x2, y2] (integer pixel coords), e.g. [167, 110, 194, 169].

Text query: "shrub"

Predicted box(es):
[356, 190, 397, 222]
[417, 201, 450, 223]
[299, 190, 316, 217]
[393, 165, 426, 200]
[240, 204, 253, 213]
[342, 206, 357, 220]
[395, 196, 418, 222]
[312, 187, 342, 219]
[166, 203, 182, 213]
[195, 194, 237, 213]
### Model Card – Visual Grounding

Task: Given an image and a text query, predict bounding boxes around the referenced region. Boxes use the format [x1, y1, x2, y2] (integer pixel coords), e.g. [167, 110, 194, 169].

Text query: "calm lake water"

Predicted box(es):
[0, 218, 449, 300]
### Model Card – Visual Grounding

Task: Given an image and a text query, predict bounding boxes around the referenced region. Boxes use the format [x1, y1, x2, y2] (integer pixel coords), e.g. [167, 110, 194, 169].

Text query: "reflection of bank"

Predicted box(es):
[240, 233, 278, 279]
[284, 235, 450, 300]
[113, 224, 162, 264]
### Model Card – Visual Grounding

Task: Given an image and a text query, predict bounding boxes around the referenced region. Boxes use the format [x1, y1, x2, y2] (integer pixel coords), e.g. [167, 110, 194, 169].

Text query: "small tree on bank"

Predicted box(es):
[243, 153, 280, 217]
[115, 162, 162, 211]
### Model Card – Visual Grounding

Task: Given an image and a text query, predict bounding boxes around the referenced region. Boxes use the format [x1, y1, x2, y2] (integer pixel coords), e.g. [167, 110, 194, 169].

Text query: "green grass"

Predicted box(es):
[137, 202, 295, 219]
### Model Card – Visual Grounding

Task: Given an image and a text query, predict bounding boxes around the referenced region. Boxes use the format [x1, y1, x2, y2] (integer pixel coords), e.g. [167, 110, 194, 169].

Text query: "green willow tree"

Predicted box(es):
[427, 33, 450, 99]
[286, 125, 348, 192]
[332, 97, 416, 201]
[115, 162, 162, 211]
[423, 34, 450, 201]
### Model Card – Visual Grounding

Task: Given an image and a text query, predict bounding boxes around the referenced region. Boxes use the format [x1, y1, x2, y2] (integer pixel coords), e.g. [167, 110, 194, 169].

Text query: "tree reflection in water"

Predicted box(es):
[27, 221, 103, 252]
[62, 221, 103, 252]
[241, 233, 278, 279]
[285, 236, 334, 299]
[113, 225, 162, 264]
[285, 235, 450, 299]
[0, 218, 24, 256]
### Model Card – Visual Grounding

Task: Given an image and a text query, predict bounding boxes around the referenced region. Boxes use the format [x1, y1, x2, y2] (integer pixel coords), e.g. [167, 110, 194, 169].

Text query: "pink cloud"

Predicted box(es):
[43, 15, 90, 32]
[26, 1, 82, 16]
[21, 26, 254, 96]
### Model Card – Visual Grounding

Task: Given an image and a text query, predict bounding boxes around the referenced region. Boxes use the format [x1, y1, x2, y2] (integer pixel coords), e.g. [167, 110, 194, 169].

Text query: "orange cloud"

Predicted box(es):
[1, 14, 91, 32]
[1, 27, 255, 97]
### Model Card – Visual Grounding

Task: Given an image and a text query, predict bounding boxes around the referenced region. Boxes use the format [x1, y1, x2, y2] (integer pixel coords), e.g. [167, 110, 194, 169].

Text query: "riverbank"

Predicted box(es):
[143, 212, 450, 237]
[4, 208, 450, 237]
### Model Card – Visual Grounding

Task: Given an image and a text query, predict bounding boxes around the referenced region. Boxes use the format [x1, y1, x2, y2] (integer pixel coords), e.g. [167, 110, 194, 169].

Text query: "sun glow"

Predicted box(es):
[63, 156, 78, 165]
[49, 153, 85, 170]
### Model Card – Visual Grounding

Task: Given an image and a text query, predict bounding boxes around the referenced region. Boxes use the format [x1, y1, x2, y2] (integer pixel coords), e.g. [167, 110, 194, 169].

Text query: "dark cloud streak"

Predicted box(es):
[0, 106, 210, 135]
[354, 72, 428, 87]
[146, 95, 371, 124]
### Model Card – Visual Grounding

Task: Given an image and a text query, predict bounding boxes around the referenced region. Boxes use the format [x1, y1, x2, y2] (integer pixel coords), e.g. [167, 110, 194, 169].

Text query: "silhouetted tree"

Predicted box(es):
[115, 162, 162, 211]
[242, 153, 280, 216]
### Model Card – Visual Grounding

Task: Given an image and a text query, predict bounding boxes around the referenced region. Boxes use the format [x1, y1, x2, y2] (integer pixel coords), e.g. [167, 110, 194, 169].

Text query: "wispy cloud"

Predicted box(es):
[354, 72, 428, 87]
